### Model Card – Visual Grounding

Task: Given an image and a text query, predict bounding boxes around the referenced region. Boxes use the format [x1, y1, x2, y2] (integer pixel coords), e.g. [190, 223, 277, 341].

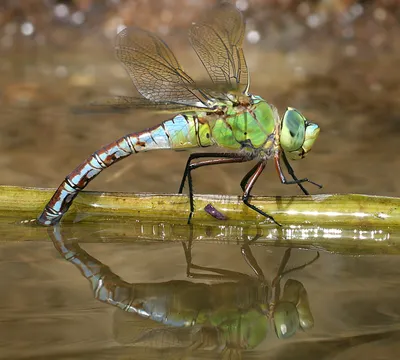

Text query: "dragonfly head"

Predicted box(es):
[280, 108, 320, 160]
[273, 279, 314, 339]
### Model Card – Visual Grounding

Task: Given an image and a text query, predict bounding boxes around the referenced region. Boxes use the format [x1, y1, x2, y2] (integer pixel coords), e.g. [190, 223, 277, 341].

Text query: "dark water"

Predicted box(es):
[1, 1, 400, 359]
[1, 220, 400, 360]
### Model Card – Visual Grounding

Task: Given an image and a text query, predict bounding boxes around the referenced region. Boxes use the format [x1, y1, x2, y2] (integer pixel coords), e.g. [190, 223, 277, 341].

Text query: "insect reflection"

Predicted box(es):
[49, 225, 319, 358]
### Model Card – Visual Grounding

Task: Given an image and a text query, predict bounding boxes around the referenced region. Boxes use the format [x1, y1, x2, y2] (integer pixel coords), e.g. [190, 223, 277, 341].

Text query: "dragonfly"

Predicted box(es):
[49, 225, 318, 357]
[37, 2, 321, 227]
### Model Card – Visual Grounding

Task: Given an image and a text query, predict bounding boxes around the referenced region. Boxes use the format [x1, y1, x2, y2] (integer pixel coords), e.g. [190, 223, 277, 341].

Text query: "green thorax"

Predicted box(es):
[166, 95, 277, 153]
[210, 95, 276, 150]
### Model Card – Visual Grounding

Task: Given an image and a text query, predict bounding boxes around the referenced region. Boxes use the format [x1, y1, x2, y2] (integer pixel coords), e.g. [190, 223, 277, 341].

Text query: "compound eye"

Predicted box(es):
[303, 122, 320, 154]
[273, 302, 300, 339]
[281, 108, 306, 152]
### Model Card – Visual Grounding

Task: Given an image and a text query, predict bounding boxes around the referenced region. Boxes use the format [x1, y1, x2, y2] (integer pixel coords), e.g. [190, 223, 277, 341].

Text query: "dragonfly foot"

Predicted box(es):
[296, 178, 323, 189]
[283, 177, 323, 190]
[242, 196, 281, 227]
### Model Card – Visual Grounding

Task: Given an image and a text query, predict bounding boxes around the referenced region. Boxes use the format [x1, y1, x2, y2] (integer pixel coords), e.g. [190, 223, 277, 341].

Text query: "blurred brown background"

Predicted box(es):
[1, 0, 399, 197]
[1, 3, 400, 358]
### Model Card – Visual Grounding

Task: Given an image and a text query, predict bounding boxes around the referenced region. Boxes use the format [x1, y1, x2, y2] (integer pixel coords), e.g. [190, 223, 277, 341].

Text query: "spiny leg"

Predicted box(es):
[239, 157, 314, 224]
[178, 152, 253, 193]
[277, 152, 323, 195]
[241, 152, 321, 197]
[281, 152, 308, 195]
[241, 160, 281, 226]
[178, 152, 254, 223]
[239, 162, 259, 192]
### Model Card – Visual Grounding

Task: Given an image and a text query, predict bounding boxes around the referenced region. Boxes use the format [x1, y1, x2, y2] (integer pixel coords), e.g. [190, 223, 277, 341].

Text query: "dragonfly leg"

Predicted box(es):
[178, 153, 253, 223]
[239, 162, 259, 192]
[178, 153, 252, 193]
[276, 152, 323, 195]
[274, 251, 320, 284]
[241, 160, 282, 226]
[182, 241, 255, 281]
[182, 228, 255, 281]
[271, 248, 292, 301]
[241, 235, 265, 282]
[271, 248, 319, 303]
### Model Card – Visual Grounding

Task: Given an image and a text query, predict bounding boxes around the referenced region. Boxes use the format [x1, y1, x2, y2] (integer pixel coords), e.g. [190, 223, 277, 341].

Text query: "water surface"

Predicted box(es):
[1, 220, 400, 359]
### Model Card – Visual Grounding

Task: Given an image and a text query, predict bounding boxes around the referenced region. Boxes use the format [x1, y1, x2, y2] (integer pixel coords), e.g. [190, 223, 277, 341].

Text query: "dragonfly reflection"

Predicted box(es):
[49, 226, 319, 358]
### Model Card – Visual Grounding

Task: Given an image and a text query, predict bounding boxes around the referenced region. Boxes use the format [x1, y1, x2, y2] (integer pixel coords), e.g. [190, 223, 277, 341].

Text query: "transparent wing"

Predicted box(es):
[116, 27, 214, 109]
[88, 96, 203, 113]
[189, 2, 249, 95]
[114, 309, 200, 348]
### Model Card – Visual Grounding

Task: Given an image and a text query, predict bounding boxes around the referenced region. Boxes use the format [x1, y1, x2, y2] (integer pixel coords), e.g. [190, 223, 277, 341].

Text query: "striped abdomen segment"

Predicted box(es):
[37, 114, 209, 226]
[51, 226, 202, 327]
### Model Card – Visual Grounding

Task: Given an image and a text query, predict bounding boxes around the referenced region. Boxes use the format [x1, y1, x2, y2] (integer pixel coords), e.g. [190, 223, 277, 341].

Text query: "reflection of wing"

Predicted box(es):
[189, 3, 249, 95]
[116, 28, 214, 109]
[113, 309, 199, 347]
